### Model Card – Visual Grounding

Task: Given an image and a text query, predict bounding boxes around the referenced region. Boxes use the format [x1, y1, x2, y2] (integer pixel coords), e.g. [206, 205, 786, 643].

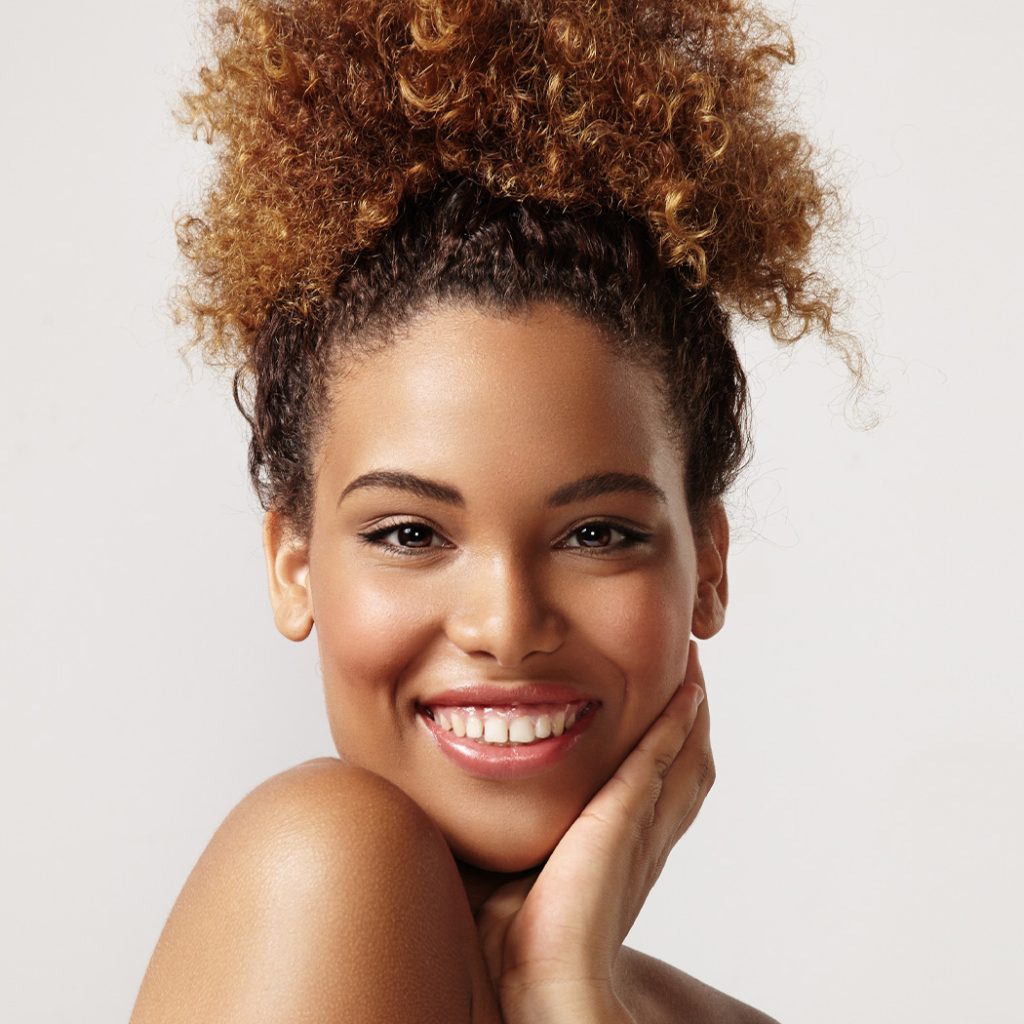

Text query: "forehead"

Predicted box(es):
[321, 302, 683, 504]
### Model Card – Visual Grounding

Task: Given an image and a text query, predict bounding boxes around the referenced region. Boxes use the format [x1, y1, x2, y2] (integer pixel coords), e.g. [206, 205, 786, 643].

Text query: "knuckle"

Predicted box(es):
[635, 807, 659, 849]
[702, 750, 717, 790]
[632, 818, 651, 848]
[652, 750, 676, 778]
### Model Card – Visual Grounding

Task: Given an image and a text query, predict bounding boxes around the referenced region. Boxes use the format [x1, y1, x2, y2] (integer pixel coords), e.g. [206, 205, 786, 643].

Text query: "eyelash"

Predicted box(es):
[356, 520, 652, 558]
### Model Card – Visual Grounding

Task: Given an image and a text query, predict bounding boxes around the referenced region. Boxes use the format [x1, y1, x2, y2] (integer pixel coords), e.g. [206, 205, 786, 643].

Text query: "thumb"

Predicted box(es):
[475, 873, 536, 979]
[476, 873, 535, 928]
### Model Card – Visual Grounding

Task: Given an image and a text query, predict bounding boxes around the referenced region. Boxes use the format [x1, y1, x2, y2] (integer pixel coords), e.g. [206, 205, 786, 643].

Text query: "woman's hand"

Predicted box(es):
[475, 640, 714, 1023]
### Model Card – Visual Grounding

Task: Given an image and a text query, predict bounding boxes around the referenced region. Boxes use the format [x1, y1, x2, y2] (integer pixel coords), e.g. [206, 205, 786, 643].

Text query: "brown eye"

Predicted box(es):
[561, 521, 651, 552]
[385, 524, 436, 548]
[393, 524, 435, 547]
[574, 523, 614, 547]
[357, 520, 450, 555]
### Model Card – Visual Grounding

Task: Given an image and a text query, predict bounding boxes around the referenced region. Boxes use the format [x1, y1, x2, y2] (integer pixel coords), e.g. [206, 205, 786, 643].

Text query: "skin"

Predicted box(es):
[130, 301, 779, 1023]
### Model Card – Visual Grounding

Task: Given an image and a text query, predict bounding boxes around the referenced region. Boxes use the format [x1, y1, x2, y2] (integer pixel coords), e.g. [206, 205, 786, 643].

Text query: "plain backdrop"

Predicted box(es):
[2, 2, 1022, 1021]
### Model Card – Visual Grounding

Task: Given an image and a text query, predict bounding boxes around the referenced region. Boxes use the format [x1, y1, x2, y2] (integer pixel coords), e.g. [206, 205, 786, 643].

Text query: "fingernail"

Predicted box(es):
[693, 685, 705, 707]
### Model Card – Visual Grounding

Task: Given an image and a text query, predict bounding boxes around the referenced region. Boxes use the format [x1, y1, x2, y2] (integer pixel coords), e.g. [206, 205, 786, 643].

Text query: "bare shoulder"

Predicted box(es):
[131, 758, 494, 1024]
[210, 756, 447, 859]
[617, 946, 782, 1024]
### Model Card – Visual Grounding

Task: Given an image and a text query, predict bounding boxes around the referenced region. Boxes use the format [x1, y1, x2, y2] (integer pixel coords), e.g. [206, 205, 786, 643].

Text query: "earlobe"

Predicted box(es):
[691, 500, 730, 640]
[263, 511, 314, 642]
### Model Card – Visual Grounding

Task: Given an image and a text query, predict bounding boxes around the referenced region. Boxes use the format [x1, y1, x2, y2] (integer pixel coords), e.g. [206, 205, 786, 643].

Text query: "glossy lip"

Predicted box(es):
[418, 681, 594, 707]
[417, 701, 599, 780]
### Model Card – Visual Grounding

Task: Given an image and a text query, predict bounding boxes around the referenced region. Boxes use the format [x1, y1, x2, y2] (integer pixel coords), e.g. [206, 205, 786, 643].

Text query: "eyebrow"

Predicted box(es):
[546, 471, 668, 507]
[338, 470, 463, 508]
[337, 469, 668, 508]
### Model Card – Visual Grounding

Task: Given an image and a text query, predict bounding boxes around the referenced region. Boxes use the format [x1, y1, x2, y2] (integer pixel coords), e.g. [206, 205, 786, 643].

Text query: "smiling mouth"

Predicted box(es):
[419, 700, 596, 746]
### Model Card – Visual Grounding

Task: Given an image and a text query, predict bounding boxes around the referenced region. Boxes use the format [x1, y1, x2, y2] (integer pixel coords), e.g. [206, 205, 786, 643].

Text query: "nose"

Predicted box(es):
[444, 552, 567, 667]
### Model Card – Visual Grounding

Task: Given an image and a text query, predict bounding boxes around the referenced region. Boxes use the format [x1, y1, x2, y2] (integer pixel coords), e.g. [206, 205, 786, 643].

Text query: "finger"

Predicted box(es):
[626, 639, 706, 785]
[630, 677, 704, 788]
[475, 873, 536, 980]
[654, 650, 715, 840]
[658, 725, 713, 845]
[579, 642, 705, 831]
[475, 873, 535, 929]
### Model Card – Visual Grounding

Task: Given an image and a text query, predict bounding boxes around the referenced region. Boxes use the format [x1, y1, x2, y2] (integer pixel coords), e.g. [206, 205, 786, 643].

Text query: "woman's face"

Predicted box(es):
[267, 301, 728, 871]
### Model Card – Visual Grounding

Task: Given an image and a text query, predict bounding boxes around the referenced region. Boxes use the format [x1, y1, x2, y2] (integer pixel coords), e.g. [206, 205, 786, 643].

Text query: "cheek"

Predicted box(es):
[311, 567, 439, 721]
[314, 559, 438, 667]
[583, 569, 694, 698]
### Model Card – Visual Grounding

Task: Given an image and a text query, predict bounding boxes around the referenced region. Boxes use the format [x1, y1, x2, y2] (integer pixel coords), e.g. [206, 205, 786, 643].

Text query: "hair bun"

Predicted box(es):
[176, 0, 846, 366]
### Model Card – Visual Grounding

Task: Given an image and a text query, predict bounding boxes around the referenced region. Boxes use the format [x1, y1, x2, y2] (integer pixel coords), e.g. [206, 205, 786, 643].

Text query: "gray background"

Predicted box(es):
[2, 1, 1021, 1021]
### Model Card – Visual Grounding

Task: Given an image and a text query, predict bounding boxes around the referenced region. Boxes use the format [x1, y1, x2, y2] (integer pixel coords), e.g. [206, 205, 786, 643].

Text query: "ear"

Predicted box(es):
[263, 511, 314, 641]
[691, 500, 729, 640]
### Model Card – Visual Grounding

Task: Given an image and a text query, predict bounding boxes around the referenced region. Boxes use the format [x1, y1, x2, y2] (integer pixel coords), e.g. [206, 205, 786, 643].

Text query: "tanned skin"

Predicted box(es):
[131, 303, 779, 1024]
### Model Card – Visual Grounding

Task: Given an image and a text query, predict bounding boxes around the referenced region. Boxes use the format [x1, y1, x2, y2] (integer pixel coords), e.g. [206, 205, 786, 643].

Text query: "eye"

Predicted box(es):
[357, 520, 450, 555]
[561, 521, 651, 552]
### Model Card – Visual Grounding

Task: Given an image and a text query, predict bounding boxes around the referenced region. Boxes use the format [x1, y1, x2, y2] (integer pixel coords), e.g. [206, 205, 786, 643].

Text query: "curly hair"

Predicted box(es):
[175, 0, 855, 534]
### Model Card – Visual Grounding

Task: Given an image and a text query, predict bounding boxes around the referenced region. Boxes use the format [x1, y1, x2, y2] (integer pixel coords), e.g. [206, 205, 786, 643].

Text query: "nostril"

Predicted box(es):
[442, 577, 569, 663]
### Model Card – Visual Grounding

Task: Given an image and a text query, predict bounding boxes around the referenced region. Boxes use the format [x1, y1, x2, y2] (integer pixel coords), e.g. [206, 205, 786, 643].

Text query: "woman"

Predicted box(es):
[132, 1, 857, 1020]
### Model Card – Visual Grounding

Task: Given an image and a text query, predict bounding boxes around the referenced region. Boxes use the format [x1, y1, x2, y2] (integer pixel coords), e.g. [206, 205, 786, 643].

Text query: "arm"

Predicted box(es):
[130, 759, 500, 1024]
[616, 947, 783, 1024]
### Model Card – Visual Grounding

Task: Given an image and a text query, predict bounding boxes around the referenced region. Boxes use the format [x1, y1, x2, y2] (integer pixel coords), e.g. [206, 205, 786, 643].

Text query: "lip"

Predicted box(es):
[417, 701, 599, 780]
[419, 681, 594, 707]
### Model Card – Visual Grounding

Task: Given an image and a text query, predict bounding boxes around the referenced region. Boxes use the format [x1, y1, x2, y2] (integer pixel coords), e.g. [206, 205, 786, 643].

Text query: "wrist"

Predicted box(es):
[500, 979, 634, 1024]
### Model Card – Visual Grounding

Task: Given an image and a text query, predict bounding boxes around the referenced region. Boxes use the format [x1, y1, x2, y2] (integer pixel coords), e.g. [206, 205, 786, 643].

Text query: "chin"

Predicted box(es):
[449, 836, 553, 873]
[434, 800, 579, 874]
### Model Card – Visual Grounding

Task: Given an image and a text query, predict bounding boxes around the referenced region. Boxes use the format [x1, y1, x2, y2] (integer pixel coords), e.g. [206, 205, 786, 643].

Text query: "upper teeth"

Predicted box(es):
[425, 701, 591, 746]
